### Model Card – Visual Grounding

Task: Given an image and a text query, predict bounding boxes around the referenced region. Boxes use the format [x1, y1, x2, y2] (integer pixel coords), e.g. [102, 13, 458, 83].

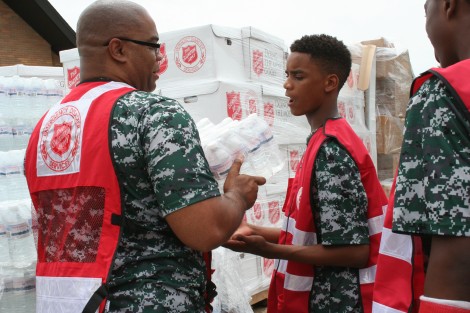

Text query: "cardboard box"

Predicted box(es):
[377, 153, 400, 181]
[59, 48, 80, 94]
[361, 37, 395, 48]
[380, 179, 394, 197]
[376, 77, 411, 118]
[158, 80, 263, 123]
[157, 25, 246, 87]
[241, 27, 287, 86]
[376, 115, 404, 154]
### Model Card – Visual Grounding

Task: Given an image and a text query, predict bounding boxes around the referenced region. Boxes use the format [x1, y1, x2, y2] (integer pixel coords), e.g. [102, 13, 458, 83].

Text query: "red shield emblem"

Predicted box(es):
[51, 121, 72, 157]
[348, 104, 355, 121]
[253, 203, 262, 221]
[263, 258, 274, 277]
[67, 66, 80, 90]
[253, 50, 264, 76]
[226, 91, 242, 120]
[182, 45, 198, 65]
[268, 201, 280, 224]
[338, 101, 346, 118]
[248, 98, 257, 114]
[263, 102, 274, 127]
[347, 69, 354, 88]
[290, 150, 300, 171]
[158, 43, 168, 75]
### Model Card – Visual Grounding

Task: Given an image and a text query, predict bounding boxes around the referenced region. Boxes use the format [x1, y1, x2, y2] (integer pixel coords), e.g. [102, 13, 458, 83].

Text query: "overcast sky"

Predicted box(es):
[48, 0, 436, 75]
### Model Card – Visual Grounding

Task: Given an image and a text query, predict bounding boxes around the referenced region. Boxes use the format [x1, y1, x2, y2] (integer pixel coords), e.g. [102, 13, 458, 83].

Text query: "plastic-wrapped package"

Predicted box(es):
[197, 114, 285, 184]
[358, 38, 414, 181]
[211, 247, 254, 313]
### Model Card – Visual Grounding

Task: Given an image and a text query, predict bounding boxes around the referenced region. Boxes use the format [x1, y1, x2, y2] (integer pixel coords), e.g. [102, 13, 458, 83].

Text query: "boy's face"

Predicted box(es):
[284, 52, 328, 117]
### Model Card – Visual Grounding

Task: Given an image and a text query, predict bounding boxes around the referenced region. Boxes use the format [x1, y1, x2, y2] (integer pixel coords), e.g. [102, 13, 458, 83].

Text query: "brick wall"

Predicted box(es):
[0, 0, 61, 67]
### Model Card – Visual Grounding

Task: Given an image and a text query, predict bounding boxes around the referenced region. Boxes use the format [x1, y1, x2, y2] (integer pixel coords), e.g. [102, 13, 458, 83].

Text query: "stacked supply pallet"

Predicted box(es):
[361, 38, 415, 195]
[0, 65, 65, 313]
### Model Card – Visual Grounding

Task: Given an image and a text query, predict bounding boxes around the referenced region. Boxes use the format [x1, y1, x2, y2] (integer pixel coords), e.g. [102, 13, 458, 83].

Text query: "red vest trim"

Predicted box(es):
[268, 118, 387, 313]
[372, 59, 470, 313]
[25, 81, 135, 313]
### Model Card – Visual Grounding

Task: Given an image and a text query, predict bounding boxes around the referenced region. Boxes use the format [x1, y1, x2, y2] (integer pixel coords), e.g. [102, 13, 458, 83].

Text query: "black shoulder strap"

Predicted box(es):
[82, 284, 108, 313]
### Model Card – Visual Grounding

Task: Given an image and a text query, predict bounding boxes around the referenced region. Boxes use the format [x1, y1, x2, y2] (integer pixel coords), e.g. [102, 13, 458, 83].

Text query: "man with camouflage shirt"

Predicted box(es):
[225, 35, 387, 313]
[389, 0, 470, 312]
[24, 1, 265, 312]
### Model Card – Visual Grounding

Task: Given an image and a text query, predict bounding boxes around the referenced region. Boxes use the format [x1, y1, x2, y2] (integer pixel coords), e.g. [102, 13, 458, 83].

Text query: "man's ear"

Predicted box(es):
[325, 74, 339, 93]
[106, 38, 127, 63]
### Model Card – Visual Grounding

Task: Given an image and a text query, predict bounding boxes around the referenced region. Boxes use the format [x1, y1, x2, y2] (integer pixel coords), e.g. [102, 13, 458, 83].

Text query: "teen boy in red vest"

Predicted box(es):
[24, 1, 265, 312]
[373, 1, 470, 312]
[225, 34, 387, 313]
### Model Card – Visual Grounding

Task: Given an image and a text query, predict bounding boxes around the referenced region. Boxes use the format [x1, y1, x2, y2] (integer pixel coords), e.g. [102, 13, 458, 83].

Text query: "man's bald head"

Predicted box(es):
[76, 0, 151, 49]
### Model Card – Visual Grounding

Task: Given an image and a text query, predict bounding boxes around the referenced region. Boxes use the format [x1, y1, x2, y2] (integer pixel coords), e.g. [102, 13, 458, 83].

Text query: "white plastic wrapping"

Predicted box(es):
[211, 247, 254, 313]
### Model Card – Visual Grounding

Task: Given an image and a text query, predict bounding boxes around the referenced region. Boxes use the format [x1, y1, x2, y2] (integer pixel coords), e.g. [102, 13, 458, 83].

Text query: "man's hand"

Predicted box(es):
[223, 158, 266, 209]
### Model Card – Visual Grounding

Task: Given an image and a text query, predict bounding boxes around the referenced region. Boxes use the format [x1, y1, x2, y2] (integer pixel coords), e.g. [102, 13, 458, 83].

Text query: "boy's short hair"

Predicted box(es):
[290, 34, 352, 90]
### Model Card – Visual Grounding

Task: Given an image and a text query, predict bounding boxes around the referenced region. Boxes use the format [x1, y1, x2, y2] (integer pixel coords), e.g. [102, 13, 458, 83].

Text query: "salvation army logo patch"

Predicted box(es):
[39, 105, 81, 172]
[174, 36, 206, 73]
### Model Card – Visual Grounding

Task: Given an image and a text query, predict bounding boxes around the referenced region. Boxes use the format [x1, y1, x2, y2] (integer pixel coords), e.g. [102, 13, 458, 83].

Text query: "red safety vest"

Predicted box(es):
[25, 81, 135, 313]
[372, 58, 470, 313]
[267, 118, 387, 313]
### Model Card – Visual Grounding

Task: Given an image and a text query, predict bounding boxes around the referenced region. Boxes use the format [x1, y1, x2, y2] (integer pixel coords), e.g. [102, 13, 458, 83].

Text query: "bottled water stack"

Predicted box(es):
[0, 150, 29, 202]
[0, 76, 63, 152]
[197, 114, 285, 185]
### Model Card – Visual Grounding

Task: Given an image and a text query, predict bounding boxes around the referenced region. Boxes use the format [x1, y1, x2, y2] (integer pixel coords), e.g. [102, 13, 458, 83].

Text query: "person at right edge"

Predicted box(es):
[372, 0, 470, 312]
[225, 34, 388, 313]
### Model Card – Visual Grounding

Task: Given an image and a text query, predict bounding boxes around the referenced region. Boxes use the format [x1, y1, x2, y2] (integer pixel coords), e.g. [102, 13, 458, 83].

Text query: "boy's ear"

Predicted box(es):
[325, 74, 339, 93]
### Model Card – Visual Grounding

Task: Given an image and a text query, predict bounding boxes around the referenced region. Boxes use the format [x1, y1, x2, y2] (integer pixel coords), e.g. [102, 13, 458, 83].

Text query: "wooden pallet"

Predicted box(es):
[249, 288, 268, 305]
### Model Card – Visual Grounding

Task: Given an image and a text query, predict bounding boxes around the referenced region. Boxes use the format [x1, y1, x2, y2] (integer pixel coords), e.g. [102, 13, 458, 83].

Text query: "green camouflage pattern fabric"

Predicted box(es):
[309, 138, 369, 313]
[105, 91, 220, 313]
[393, 77, 470, 237]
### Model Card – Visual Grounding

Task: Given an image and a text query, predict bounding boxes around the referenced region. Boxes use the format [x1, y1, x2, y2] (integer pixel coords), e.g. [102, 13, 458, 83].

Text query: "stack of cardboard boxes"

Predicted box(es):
[362, 38, 414, 195]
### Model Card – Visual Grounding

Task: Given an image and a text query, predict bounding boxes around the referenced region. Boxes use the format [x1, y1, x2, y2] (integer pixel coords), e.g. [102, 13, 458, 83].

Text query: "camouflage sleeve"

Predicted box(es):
[312, 139, 369, 246]
[138, 93, 220, 217]
[393, 78, 470, 236]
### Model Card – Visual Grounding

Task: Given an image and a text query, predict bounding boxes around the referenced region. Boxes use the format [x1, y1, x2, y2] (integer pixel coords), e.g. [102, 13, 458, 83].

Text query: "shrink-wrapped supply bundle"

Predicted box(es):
[197, 114, 285, 185]
[0, 65, 64, 312]
[360, 38, 414, 183]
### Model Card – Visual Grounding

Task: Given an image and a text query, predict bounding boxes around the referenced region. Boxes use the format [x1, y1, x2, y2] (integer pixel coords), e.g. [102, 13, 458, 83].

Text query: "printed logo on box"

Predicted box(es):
[174, 36, 206, 73]
[245, 90, 258, 115]
[362, 134, 371, 153]
[40, 106, 81, 172]
[338, 101, 346, 119]
[253, 50, 264, 76]
[263, 102, 275, 127]
[252, 202, 263, 221]
[289, 150, 300, 171]
[268, 200, 280, 224]
[158, 43, 168, 75]
[226, 91, 243, 121]
[347, 69, 354, 89]
[67, 67, 80, 90]
[263, 258, 274, 277]
[347, 103, 355, 123]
